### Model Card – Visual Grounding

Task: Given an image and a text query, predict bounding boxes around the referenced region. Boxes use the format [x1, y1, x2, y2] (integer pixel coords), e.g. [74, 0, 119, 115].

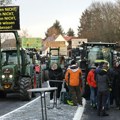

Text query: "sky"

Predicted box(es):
[12, 0, 116, 38]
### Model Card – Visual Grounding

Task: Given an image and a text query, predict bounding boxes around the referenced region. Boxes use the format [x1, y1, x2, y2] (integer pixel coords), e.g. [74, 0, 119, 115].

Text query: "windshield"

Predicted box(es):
[50, 56, 59, 63]
[87, 46, 111, 66]
[2, 50, 19, 65]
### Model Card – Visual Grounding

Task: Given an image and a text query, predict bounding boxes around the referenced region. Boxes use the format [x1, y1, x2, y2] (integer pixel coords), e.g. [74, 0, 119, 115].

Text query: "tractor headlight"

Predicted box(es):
[9, 75, 13, 78]
[2, 75, 5, 79]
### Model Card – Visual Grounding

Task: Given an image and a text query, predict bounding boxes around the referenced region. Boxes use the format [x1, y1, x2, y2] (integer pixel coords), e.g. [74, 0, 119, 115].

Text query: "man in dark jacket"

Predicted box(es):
[96, 63, 110, 116]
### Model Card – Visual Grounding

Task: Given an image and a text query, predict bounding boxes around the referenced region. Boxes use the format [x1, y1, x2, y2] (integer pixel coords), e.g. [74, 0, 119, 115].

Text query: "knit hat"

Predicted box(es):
[71, 60, 76, 65]
[91, 65, 96, 69]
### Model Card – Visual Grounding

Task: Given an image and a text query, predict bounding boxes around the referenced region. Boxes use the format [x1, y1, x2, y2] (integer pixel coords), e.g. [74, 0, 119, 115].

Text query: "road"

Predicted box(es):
[81, 101, 120, 120]
[0, 93, 28, 116]
[0, 82, 48, 117]
[0, 82, 119, 120]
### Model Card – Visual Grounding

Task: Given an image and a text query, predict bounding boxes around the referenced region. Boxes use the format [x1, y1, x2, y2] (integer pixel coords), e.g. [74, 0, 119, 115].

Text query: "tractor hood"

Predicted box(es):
[2, 64, 18, 74]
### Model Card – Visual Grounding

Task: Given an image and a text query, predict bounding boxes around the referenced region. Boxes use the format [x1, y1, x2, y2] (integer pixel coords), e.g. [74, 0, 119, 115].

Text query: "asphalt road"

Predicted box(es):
[0, 93, 30, 116]
[81, 101, 120, 120]
[0, 82, 119, 120]
[0, 82, 48, 117]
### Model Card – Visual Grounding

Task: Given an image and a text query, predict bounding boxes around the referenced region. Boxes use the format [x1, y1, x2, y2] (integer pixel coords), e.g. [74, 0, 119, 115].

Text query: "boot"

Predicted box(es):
[101, 110, 109, 116]
[97, 111, 100, 116]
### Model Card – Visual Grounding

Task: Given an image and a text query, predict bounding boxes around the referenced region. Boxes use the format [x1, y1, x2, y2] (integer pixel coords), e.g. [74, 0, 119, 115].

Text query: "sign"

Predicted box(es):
[44, 41, 65, 47]
[0, 6, 20, 30]
[72, 38, 87, 48]
[60, 47, 67, 56]
[21, 38, 42, 49]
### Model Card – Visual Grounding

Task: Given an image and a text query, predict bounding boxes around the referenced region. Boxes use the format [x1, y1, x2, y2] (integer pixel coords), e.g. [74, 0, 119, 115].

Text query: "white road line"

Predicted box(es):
[0, 96, 40, 119]
[0, 93, 86, 120]
[73, 98, 86, 120]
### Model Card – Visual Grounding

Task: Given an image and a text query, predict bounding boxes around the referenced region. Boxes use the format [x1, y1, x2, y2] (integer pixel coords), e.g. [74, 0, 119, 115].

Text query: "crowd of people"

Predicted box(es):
[48, 58, 83, 106]
[87, 61, 120, 116]
[47, 56, 120, 117]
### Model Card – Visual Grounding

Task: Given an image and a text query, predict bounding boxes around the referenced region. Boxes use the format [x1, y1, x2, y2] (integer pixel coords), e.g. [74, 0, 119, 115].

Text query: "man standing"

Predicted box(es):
[65, 60, 82, 106]
[114, 61, 120, 110]
[96, 63, 110, 116]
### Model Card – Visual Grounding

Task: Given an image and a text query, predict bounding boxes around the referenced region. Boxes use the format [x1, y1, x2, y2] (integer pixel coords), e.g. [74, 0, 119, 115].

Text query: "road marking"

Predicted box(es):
[73, 98, 86, 120]
[0, 96, 40, 119]
[0, 92, 86, 120]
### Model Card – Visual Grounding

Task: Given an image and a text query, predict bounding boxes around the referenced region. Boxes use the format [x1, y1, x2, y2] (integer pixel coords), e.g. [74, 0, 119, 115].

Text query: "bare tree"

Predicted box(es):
[19, 29, 30, 38]
[78, 1, 118, 43]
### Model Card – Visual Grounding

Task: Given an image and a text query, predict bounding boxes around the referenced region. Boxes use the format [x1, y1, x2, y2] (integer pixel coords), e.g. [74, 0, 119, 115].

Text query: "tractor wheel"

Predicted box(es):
[19, 77, 32, 101]
[0, 91, 7, 98]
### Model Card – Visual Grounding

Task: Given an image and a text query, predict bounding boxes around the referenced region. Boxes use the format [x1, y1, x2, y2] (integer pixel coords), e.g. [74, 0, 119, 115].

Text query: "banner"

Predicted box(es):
[0, 6, 20, 30]
[21, 38, 42, 49]
[44, 41, 65, 47]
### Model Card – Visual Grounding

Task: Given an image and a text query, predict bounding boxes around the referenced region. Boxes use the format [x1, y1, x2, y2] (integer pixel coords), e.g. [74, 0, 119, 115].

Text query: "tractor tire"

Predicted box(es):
[19, 77, 32, 101]
[0, 91, 7, 98]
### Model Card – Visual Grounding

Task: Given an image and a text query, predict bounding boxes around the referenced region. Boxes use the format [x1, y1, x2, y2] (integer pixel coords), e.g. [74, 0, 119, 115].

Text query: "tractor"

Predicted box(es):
[78, 42, 118, 99]
[41, 47, 62, 82]
[0, 31, 39, 101]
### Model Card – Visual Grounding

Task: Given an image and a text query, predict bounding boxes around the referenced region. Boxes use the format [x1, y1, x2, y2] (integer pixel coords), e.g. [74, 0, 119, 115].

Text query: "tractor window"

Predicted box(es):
[87, 46, 111, 66]
[50, 56, 59, 64]
[2, 51, 21, 65]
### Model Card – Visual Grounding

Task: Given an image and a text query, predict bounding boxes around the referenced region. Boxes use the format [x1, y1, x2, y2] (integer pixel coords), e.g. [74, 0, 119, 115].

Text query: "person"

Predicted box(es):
[114, 61, 120, 110]
[60, 55, 65, 69]
[87, 65, 97, 108]
[34, 60, 41, 88]
[96, 63, 110, 116]
[65, 59, 82, 106]
[48, 62, 64, 104]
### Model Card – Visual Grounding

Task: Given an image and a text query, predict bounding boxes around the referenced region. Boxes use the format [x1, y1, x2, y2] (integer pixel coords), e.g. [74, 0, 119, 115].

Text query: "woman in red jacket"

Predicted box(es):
[87, 66, 97, 108]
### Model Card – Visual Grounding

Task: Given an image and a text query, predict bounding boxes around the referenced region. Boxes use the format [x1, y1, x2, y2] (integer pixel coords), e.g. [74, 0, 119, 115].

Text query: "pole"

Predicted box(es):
[0, 33, 2, 81]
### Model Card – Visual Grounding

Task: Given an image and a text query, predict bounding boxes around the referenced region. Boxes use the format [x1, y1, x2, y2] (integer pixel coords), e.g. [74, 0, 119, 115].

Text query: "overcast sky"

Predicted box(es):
[13, 0, 116, 38]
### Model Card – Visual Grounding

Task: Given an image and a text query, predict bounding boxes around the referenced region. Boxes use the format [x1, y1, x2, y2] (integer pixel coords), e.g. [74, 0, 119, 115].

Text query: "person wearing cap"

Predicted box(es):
[87, 65, 97, 108]
[65, 59, 82, 106]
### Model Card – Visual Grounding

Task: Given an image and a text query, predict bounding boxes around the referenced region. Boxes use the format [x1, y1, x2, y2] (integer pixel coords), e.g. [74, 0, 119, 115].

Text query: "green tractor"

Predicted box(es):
[41, 47, 61, 82]
[0, 31, 38, 101]
[78, 42, 118, 99]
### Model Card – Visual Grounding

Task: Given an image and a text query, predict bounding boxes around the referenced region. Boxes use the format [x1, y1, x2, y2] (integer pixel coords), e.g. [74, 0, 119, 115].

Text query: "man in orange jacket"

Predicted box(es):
[65, 59, 82, 106]
[87, 65, 97, 108]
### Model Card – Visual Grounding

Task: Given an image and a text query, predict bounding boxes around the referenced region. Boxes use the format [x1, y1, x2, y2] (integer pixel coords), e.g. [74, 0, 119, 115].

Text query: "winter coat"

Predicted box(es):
[65, 64, 82, 86]
[49, 67, 64, 81]
[114, 65, 120, 86]
[96, 69, 109, 92]
[87, 69, 96, 88]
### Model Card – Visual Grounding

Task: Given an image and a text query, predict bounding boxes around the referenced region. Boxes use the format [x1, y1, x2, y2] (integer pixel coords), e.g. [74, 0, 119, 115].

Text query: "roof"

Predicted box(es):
[1, 39, 16, 48]
[84, 42, 117, 45]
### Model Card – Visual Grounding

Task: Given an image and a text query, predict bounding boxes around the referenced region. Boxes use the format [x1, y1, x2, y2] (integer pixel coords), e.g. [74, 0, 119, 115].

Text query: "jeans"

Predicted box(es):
[105, 91, 110, 109]
[90, 86, 97, 106]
